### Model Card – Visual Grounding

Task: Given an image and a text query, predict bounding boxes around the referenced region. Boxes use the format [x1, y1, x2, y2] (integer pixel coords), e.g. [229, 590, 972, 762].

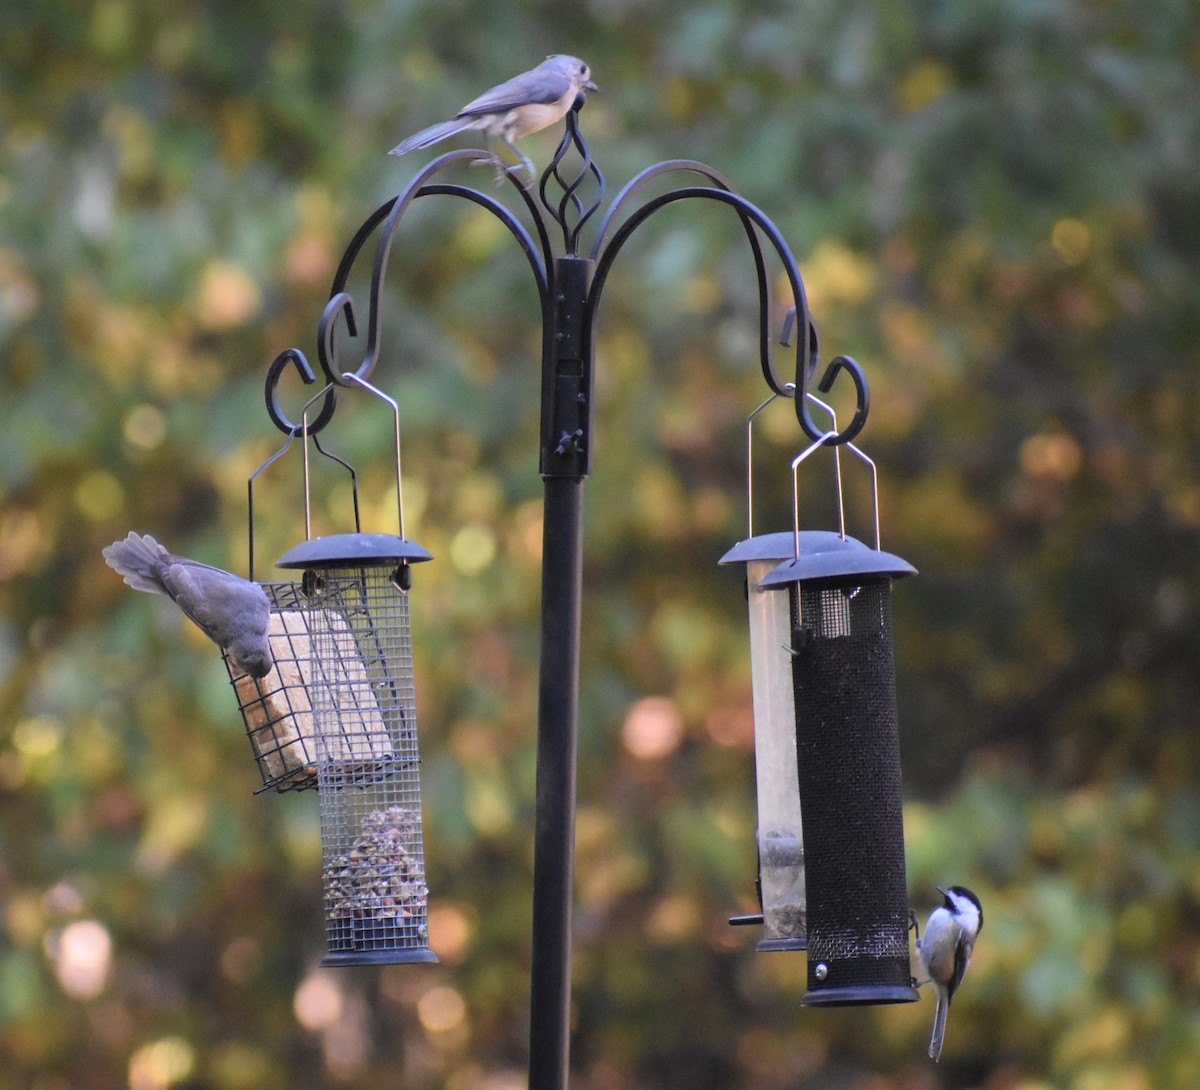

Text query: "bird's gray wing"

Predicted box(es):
[158, 559, 269, 648]
[456, 63, 574, 117]
[946, 934, 973, 1001]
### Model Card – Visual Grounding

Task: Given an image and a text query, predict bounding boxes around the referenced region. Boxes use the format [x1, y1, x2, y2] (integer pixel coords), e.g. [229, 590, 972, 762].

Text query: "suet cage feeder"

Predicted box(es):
[227, 374, 438, 965]
[225, 578, 325, 792]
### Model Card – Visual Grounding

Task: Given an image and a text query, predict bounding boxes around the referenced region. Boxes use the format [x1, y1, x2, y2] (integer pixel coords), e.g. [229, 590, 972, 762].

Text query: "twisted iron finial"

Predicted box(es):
[538, 97, 604, 257]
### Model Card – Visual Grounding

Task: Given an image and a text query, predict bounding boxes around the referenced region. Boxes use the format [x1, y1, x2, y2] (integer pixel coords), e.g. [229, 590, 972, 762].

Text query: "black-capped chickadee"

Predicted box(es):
[103, 531, 273, 678]
[916, 885, 983, 1062]
[389, 55, 598, 181]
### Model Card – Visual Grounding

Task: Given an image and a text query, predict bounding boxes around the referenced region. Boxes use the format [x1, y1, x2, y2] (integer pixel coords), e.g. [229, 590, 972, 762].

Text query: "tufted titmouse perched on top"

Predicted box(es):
[103, 531, 273, 678]
[389, 54, 597, 181]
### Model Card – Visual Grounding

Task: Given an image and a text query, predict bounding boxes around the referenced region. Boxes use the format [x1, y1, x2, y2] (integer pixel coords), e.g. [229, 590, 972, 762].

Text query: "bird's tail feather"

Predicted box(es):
[928, 992, 949, 1062]
[102, 532, 169, 594]
[390, 118, 477, 155]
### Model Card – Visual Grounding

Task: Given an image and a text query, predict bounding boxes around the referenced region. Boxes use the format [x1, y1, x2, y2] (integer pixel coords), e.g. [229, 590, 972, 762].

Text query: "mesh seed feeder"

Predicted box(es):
[278, 529, 435, 966]
[233, 373, 437, 965]
[756, 429, 918, 1006]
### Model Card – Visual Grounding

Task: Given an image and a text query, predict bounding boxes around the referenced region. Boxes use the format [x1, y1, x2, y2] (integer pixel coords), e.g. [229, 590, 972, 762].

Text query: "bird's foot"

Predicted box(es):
[465, 150, 536, 190]
[469, 154, 509, 185]
[502, 162, 535, 190]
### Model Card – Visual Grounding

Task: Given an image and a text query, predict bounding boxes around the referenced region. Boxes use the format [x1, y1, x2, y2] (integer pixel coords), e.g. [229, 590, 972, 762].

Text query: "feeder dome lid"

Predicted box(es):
[756, 530, 915, 590]
[719, 530, 806, 566]
[277, 532, 433, 569]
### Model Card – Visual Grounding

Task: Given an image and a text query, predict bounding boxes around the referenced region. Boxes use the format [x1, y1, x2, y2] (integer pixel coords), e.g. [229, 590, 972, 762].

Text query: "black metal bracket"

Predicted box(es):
[541, 257, 594, 478]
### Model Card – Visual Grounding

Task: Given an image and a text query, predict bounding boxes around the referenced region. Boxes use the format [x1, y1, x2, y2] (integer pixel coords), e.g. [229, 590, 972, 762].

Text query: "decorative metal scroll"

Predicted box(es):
[262, 95, 870, 447]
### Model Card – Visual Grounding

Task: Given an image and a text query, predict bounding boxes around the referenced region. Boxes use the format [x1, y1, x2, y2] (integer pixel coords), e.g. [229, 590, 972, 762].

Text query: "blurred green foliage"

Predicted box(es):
[3, 1, 1200, 1088]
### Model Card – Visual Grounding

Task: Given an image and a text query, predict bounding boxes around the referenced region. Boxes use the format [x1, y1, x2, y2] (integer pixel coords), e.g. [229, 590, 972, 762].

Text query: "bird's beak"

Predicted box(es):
[584, 79, 599, 93]
[936, 887, 948, 897]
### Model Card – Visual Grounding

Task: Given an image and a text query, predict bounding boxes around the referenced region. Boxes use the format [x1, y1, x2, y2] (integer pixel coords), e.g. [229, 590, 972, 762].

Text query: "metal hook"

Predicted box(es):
[317, 291, 357, 388]
[815, 355, 870, 442]
[264, 347, 339, 438]
[782, 306, 870, 446]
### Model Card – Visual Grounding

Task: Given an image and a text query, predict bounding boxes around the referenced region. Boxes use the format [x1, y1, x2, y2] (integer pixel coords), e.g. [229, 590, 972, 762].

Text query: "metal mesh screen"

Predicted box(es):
[791, 578, 913, 1002]
[307, 565, 434, 965]
[224, 581, 321, 793]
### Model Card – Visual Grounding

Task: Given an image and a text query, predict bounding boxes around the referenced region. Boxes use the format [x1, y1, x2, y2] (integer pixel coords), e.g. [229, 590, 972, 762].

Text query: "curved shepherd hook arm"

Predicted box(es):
[317, 149, 555, 389]
[587, 184, 870, 445]
[590, 160, 797, 400]
[263, 148, 560, 438]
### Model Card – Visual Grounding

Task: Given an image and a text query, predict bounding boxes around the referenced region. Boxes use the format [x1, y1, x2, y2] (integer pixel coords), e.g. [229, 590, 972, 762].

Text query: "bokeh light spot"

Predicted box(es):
[418, 985, 467, 1034]
[621, 696, 684, 760]
[48, 919, 112, 1000]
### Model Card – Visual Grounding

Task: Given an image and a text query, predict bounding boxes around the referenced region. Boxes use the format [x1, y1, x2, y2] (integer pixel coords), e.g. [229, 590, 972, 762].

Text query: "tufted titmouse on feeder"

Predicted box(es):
[103, 531, 273, 678]
[389, 54, 597, 181]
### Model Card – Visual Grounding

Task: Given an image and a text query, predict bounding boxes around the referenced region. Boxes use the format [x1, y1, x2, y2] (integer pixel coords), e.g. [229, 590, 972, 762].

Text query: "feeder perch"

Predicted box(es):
[720, 531, 807, 952]
[759, 530, 917, 1005]
[277, 531, 437, 966]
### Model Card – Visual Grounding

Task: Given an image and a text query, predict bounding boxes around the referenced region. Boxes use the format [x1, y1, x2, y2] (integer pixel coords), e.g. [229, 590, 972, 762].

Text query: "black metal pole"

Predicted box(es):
[528, 477, 584, 1090]
[528, 256, 594, 1090]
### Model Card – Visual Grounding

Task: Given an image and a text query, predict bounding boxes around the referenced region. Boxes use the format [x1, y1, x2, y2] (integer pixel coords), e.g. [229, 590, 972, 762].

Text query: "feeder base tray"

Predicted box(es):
[756, 935, 807, 953]
[323, 918, 438, 967]
[800, 983, 919, 1007]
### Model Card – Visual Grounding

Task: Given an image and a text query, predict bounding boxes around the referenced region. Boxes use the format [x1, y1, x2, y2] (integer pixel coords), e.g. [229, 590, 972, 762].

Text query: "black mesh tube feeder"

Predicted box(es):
[757, 435, 918, 1005]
